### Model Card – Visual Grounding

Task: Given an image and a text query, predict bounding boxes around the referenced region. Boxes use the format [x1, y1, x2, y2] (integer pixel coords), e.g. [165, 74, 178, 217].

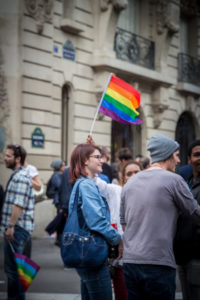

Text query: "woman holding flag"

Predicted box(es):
[67, 143, 122, 300]
[64, 74, 142, 299]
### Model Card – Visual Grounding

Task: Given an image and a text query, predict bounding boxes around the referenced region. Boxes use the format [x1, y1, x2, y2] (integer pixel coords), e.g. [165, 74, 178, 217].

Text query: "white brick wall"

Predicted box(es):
[1, 0, 200, 187]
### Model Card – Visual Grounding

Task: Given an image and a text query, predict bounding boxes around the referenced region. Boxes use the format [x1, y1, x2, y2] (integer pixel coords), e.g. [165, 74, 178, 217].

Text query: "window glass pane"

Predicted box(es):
[180, 17, 189, 54]
[117, 0, 139, 33]
[180, 12, 198, 57]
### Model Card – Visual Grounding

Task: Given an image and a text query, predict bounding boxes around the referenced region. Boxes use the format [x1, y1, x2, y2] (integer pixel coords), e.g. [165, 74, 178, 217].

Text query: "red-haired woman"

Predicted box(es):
[68, 143, 121, 300]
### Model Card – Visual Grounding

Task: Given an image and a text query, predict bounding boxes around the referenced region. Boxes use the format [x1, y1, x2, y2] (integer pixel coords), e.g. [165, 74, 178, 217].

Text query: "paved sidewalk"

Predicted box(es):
[0, 292, 81, 300]
[0, 236, 183, 299]
[0, 292, 183, 300]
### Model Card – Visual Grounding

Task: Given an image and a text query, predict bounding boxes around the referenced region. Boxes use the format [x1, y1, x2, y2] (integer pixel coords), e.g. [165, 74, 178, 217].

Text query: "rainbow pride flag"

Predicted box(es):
[14, 252, 40, 291]
[99, 75, 142, 124]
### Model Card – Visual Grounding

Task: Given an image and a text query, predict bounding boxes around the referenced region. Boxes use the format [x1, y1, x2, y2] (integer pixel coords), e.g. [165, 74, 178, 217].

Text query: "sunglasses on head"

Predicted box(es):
[14, 144, 22, 156]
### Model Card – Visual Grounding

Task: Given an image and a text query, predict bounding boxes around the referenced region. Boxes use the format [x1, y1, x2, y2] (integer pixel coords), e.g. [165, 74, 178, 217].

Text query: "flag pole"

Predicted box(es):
[89, 73, 112, 136]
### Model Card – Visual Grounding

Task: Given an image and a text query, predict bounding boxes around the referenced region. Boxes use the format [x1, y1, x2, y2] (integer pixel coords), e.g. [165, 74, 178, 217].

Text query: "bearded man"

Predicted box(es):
[1, 144, 34, 300]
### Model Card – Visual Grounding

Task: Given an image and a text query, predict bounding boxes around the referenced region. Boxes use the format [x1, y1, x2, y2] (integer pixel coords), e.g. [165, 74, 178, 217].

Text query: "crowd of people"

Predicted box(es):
[1, 134, 200, 300]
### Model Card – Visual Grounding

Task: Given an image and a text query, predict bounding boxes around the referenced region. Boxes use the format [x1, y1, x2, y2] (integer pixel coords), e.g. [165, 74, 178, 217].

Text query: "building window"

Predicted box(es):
[178, 11, 199, 85]
[180, 15, 197, 57]
[114, 0, 155, 69]
[117, 0, 140, 34]
[61, 85, 69, 163]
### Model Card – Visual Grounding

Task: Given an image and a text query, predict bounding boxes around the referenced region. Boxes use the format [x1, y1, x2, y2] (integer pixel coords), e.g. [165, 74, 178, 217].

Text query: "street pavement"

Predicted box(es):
[0, 236, 81, 300]
[0, 236, 183, 300]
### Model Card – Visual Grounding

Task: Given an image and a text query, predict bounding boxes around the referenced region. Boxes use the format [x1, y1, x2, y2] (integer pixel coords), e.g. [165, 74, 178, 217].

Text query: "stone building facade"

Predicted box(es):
[0, 0, 200, 186]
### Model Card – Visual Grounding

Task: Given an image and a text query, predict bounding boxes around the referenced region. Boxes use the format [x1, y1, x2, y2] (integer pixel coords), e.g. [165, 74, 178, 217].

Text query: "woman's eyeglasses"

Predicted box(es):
[90, 155, 102, 161]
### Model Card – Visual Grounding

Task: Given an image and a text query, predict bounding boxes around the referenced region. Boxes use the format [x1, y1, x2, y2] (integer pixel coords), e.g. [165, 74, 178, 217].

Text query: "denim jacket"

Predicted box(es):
[68, 177, 121, 246]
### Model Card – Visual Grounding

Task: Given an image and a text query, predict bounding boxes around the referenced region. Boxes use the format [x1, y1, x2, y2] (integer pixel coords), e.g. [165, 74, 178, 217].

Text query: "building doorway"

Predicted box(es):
[61, 85, 69, 164]
[111, 120, 142, 162]
[175, 111, 196, 166]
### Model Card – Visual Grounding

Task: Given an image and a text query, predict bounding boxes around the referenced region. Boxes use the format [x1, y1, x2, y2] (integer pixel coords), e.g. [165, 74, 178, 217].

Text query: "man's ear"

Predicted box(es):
[188, 156, 191, 164]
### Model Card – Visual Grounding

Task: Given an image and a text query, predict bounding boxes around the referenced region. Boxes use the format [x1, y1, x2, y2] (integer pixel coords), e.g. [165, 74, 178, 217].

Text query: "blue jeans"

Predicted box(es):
[123, 263, 176, 300]
[76, 263, 113, 300]
[4, 225, 30, 300]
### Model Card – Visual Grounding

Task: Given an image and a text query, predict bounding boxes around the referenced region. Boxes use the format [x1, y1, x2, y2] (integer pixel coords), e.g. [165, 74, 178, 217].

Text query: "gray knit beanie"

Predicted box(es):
[147, 134, 179, 163]
[50, 159, 63, 171]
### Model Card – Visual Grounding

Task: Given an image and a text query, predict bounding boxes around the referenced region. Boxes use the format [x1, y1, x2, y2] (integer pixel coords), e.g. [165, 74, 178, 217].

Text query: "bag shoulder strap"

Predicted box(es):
[70, 178, 85, 212]
[64, 178, 85, 235]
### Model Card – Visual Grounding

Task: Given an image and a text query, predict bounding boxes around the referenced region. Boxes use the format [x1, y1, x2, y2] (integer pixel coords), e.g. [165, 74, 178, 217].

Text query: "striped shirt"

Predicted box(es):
[1, 167, 35, 233]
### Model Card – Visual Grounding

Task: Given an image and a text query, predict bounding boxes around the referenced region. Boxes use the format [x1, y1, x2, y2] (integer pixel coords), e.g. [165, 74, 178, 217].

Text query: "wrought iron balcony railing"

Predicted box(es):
[178, 53, 200, 86]
[114, 27, 155, 70]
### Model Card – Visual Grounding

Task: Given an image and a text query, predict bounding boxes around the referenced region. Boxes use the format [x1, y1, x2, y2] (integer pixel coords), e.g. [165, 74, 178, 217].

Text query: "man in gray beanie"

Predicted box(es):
[50, 159, 63, 171]
[120, 134, 200, 300]
[147, 134, 179, 164]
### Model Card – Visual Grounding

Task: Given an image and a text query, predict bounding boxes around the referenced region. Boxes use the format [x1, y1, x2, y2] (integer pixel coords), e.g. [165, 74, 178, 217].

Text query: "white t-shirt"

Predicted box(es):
[94, 176, 123, 235]
[25, 164, 39, 179]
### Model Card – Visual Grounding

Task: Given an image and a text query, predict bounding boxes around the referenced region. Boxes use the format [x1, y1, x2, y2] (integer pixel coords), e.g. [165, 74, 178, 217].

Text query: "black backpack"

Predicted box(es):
[46, 175, 56, 199]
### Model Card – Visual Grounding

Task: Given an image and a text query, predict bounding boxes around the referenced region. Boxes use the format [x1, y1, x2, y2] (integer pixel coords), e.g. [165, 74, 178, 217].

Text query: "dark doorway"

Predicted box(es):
[111, 120, 142, 162]
[175, 112, 196, 165]
[61, 85, 69, 163]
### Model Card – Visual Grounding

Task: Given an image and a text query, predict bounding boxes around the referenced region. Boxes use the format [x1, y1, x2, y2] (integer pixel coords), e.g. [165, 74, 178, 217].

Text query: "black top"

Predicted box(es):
[102, 163, 112, 183]
[174, 176, 200, 265]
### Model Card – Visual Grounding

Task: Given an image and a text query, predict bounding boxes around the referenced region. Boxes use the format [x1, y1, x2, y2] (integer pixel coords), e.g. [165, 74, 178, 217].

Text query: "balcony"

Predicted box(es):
[178, 53, 200, 86]
[114, 27, 155, 70]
